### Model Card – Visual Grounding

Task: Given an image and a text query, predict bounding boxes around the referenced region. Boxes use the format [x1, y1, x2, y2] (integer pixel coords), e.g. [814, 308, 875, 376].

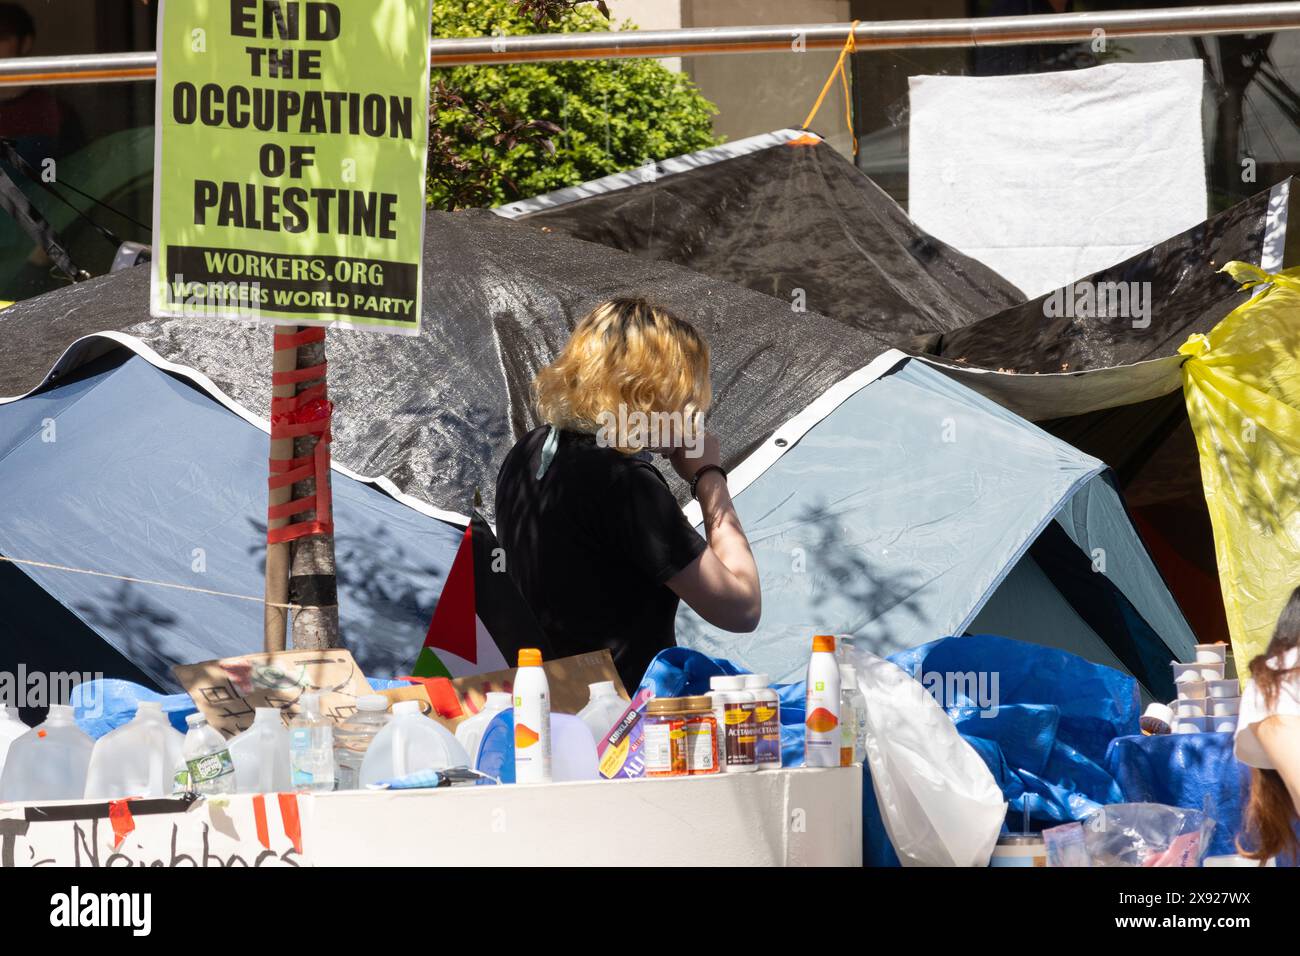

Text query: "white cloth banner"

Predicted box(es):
[908, 60, 1207, 298]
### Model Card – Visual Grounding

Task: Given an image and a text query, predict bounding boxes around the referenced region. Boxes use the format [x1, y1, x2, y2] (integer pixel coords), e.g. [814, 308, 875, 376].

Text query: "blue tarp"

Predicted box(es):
[639, 638, 1145, 865]
[886, 635, 1135, 811]
[1106, 732, 1253, 860]
[0, 355, 463, 696]
[862, 635, 1141, 866]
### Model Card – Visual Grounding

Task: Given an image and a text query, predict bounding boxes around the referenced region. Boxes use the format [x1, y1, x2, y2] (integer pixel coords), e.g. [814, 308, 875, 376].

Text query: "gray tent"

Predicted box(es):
[677, 351, 1196, 700]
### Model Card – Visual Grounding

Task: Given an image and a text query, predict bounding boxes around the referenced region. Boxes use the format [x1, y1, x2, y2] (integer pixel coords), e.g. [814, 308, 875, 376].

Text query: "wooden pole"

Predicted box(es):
[263, 330, 298, 652]
[287, 332, 341, 649]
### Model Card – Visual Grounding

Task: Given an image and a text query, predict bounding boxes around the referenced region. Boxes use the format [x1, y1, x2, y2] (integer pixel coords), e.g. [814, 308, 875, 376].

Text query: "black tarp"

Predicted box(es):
[503, 129, 1025, 337]
[0, 209, 891, 522]
[915, 181, 1285, 375]
[915, 179, 1296, 643]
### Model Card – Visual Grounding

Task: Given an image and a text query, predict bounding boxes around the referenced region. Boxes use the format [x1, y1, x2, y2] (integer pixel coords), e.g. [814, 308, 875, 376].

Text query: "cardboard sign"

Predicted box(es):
[417, 650, 626, 727]
[173, 648, 373, 739]
[0, 794, 302, 868]
[150, 0, 434, 334]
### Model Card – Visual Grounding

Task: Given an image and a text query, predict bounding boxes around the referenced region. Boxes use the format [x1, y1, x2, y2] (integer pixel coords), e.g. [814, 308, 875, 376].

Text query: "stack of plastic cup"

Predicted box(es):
[1170, 645, 1238, 734]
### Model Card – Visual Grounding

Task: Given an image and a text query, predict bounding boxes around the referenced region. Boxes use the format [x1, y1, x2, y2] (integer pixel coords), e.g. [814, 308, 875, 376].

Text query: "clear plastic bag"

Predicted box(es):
[845, 647, 1007, 867]
[1044, 802, 1214, 867]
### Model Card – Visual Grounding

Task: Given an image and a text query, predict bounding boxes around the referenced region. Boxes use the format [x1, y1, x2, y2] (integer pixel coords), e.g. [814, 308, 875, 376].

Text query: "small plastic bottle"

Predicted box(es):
[182, 713, 237, 795]
[709, 675, 756, 773]
[743, 673, 782, 770]
[850, 670, 868, 761]
[680, 695, 719, 775]
[288, 692, 335, 792]
[804, 635, 841, 767]
[334, 695, 392, 791]
[513, 648, 552, 784]
[643, 697, 689, 777]
[838, 665, 859, 767]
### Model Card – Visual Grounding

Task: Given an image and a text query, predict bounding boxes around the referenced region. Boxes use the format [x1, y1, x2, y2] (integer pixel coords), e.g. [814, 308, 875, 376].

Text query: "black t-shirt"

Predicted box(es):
[495, 426, 708, 690]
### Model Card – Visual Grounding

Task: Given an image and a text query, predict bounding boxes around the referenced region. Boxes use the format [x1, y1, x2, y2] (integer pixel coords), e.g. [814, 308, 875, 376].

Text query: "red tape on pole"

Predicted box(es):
[267, 330, 333, 546]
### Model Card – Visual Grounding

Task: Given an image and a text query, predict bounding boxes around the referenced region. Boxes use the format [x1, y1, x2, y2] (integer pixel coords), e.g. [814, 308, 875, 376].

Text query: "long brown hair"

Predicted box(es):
[1238, 586, 1300, 863]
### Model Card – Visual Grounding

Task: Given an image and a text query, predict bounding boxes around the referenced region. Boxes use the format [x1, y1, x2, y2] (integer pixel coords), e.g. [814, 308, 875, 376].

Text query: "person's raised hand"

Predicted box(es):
[669, 431, 721, 483]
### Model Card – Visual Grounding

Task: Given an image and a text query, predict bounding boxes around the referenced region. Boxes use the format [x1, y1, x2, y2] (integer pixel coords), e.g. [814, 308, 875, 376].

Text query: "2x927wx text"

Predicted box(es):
[1119, 892, 1252, 906]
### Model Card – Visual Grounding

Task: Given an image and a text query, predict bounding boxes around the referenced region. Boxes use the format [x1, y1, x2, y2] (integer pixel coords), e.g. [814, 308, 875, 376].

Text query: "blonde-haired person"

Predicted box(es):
[495, 298, 761, 690]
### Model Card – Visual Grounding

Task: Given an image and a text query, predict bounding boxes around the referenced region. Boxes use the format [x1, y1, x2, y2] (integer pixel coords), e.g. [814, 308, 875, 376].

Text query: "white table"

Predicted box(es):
[0, 766, 862, 867]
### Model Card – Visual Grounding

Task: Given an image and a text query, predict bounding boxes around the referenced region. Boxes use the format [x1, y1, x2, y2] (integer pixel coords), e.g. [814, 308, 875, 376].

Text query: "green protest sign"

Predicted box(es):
[151, 0, 433, 335]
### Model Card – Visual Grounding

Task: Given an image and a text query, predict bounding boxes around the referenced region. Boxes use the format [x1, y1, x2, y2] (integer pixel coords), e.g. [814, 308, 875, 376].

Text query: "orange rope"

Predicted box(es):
[800, 20, 859, 155]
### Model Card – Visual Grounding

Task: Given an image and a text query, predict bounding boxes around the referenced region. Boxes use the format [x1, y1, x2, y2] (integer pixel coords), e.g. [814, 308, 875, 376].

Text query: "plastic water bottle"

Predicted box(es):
[576, 681, 627, 747]
[334, 695, 391, 791]
[513, 648, 552, 784]
[85, 701, 184, 799]
[359, 700, 468, 786]
[0, 705, 27, 782]
[229, 707, 292, 794]
[289, 692, 335, 792]
[804, 634, 841, 767]
[844, 666, 868, 762]
[838, 665, 860, 767]
[0, 704, 93, 801]
[183, 713, 237, 795]
[454, 692, 511, 768]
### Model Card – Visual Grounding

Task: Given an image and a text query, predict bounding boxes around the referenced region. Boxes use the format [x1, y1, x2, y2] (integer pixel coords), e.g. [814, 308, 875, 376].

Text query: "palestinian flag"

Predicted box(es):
[411, 511, 550, 678]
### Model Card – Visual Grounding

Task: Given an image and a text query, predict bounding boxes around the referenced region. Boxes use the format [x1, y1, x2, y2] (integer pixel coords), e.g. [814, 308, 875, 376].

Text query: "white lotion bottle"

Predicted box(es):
[804, 634, 841, 767]
[513, 648, 552, 784]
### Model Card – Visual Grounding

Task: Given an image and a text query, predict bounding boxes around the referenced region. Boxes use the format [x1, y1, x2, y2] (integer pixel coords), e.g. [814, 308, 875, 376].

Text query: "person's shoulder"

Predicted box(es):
[563, 436, 670, 490]
[499, 426, 549, 476]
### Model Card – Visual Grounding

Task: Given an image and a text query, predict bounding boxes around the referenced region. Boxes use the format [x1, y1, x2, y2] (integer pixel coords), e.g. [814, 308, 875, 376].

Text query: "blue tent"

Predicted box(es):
[677, 352, 1197, 700]
[0, 352, 462, 709]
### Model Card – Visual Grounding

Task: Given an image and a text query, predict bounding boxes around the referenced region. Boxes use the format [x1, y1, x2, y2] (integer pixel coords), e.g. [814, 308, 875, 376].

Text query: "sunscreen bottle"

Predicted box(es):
[513, 648, 552, 783]
[804, 635, 841, 767]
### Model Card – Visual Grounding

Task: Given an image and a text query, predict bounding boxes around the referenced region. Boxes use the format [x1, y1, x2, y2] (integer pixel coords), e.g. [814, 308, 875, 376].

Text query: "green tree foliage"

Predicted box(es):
[428, 0, 720, 210]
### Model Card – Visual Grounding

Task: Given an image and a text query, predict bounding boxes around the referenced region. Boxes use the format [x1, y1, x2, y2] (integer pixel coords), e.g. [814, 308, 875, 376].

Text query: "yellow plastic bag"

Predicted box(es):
[1180, 262, 1300, 674]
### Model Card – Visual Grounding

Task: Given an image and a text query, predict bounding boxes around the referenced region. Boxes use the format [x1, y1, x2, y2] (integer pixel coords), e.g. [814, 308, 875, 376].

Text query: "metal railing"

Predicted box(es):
[1, 3, 1300, 85]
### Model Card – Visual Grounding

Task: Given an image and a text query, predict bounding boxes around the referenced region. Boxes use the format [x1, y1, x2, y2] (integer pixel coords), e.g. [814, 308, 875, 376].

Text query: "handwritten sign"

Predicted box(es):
[150, 0, 434, 334]
[173, 648, 373, 738]
[0, 796, 301, 868]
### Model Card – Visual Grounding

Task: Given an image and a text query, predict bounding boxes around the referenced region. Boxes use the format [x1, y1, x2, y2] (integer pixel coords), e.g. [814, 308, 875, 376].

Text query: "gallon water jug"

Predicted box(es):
[334, 695, 391, 791]
[454, 692, 512, 767]
[0, 704, 94, 802]
[475, 711, 598, 784]
[0, 706, 27, 782]
[84, 701, 185, 799]
[229, 707, 292, 794]
[576, 681, 627, 746]
[358, 700, 469, 786]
